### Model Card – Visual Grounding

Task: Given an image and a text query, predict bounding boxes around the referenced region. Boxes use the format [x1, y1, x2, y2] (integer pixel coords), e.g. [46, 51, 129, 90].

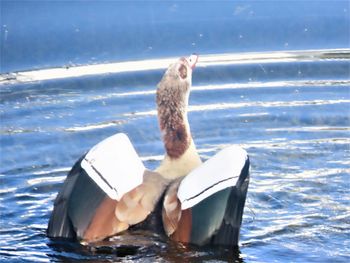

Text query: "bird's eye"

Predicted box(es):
[178, 64, 187, 79]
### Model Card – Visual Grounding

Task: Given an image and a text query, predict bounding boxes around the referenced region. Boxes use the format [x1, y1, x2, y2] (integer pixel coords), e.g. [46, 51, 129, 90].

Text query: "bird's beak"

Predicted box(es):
[184, 54, 198, 69]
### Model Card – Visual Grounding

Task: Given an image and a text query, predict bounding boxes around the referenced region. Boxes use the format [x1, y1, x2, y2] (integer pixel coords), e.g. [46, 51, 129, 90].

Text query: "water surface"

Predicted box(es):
[1, 1, 350, 262]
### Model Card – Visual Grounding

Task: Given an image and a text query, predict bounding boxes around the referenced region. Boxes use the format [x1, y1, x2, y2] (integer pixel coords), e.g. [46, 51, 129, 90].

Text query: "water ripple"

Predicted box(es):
[125, 99, 350, 117]
[1, 48, 349, 262]
[1, 48, 349, 84]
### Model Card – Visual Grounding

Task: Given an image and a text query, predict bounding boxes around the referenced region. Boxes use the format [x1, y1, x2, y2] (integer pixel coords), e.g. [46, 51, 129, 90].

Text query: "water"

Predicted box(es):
[1, 1, 350, 262]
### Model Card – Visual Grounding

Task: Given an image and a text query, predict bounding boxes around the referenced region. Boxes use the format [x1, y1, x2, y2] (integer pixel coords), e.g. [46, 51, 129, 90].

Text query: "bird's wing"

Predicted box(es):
[47, 133, 167, 243]
[163, 145, 250, 246]
[81, 169, 168, 243]
[47, 155, 85, 239]
[162, 179, 182, 237]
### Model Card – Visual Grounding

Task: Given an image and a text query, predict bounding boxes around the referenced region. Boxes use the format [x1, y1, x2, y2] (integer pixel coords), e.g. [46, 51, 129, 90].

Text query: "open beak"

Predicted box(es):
[184, 54, 198, 69]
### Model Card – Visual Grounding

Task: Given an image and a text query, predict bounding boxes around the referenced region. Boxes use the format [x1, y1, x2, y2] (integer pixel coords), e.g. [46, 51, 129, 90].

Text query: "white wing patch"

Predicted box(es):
[81, 133, 145, 200]
[177, 145, 248, 210]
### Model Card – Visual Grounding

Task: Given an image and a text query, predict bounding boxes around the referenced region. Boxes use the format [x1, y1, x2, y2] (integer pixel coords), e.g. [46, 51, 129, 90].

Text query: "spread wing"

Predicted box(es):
[162, 146, 250, 246]
[82, 169, 168, 243]
[47, 155, 85, 239]
[47, 133, 168, 243]
[48, 166, 167, 243]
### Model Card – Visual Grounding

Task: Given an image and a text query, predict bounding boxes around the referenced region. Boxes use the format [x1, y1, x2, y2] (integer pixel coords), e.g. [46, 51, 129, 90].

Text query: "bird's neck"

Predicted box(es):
[156, 138, 202, 180]
[156, 106, 202, 180]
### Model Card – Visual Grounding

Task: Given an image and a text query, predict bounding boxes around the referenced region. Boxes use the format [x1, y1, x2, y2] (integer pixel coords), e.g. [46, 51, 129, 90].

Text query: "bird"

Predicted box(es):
[47, 54, 202, 243]
[47, 54, 250, 247]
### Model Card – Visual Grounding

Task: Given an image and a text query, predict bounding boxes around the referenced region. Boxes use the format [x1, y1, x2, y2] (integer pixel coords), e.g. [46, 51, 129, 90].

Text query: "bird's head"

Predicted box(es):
[156, 54, 198, 109]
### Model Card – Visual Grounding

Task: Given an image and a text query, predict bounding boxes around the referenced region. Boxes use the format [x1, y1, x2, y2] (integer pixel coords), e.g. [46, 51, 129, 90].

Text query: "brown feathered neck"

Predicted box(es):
[156, 62, 191, 159]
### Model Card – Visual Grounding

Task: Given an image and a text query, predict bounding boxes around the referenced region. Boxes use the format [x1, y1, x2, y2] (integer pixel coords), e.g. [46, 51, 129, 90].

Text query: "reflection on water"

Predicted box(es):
[47, 230, 243, 262]
[1, 48, 349, 84]
[1, 47, 349, 262]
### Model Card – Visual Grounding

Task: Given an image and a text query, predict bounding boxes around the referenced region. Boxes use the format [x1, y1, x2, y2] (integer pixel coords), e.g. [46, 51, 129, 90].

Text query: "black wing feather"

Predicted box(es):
[47, 155, 85, 239]
[189, 157, 250, 246]
[211, 157, 250, 246]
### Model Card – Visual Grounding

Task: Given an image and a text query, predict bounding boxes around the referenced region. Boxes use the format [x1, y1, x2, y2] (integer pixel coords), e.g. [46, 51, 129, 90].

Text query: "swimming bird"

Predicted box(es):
[47, 54, 202, 243]
[47, 54, 250, 247]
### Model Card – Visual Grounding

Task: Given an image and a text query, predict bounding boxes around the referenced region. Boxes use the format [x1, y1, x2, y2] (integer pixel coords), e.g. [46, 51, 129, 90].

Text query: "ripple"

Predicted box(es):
[266, 126, 350, 132]
[124, 99, 350, 117]
[1, 46, 349, 263]
[27, 175, 67, 186]
[98, 79, 350, 98]
[1, 120, 126, 135]
[64, 120, 125, 132]
[32, 167, 70, 176]
[1, 48, 349, 84]
[242, 137, 350, 150]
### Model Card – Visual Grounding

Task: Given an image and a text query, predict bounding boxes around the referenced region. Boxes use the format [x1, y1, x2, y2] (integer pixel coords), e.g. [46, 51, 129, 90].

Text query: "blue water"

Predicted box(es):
[1, 0, 349, 73]
[1, 1, 350, 262]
